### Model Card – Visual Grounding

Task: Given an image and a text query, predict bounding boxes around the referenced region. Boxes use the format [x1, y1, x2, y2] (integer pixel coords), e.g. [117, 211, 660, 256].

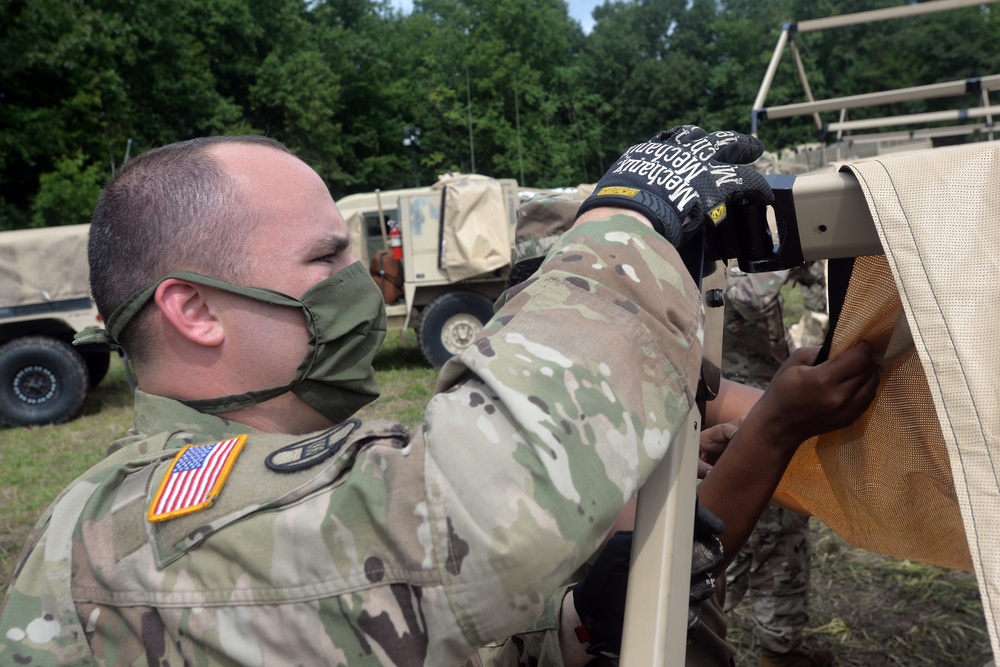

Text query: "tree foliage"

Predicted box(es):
[2, 0, 998, 228]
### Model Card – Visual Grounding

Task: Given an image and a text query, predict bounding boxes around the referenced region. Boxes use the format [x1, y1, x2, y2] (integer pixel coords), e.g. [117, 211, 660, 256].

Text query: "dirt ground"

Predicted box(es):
[724, 519, 993, 667]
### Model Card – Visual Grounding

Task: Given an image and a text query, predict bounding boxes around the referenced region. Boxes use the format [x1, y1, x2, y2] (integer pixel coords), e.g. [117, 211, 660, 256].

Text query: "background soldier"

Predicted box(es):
[722, 263, 831, 667]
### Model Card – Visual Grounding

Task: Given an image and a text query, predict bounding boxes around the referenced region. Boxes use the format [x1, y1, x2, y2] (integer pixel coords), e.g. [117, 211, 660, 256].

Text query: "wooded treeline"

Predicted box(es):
[3, 0, 999, 229]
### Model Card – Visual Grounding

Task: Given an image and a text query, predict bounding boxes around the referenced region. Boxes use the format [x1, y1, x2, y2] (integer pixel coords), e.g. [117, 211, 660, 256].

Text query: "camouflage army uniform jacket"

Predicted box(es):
[0, 217, 703, 667]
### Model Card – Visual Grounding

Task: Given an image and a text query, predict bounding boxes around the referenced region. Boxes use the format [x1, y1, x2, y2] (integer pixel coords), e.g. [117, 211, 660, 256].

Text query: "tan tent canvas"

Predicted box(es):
[774, 141, 1000, 658]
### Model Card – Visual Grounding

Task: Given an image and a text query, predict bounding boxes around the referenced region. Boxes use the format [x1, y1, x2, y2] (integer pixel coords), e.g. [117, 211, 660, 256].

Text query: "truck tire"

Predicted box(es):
[0, 336, 89, 427]
[418, 292, 495, 368]
[81, 350, 111, 388]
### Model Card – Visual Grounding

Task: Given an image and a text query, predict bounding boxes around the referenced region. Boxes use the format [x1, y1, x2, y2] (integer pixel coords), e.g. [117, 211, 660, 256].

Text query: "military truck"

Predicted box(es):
[0, 224, 112, 427]
[0, 173, 559, 428]
[340, 172, 555, 367]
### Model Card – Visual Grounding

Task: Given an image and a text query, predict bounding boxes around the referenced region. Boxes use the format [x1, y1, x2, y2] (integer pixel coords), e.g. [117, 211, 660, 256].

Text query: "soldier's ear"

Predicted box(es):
[154, 279, 225, 348]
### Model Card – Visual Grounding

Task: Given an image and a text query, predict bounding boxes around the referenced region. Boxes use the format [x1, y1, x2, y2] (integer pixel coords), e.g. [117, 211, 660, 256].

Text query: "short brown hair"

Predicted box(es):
[88, 135, 292, 361]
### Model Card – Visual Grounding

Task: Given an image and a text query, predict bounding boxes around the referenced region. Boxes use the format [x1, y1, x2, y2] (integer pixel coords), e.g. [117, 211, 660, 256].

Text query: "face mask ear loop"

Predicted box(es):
[166, 272, 321, 414]
[104, 271, 275, 346]
[102, 282, 162, 345]
[177, 302, 320, 414]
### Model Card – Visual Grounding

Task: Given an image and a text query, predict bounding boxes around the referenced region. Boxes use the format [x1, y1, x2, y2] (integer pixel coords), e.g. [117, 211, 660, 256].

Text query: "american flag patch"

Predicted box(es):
[147, 435, 248, 523]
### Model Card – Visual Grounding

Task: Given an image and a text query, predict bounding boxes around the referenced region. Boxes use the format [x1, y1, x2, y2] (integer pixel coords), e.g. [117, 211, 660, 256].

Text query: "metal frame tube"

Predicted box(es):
[789, 39, 822, 132]
[751, 26, 791, 134]
[619, 405, 700, 666]
[762, 75, 1000, 120]
[826, 105, 1000, 132]
[749, 0, 1000, 134]
[838, 123, 990, 145]
[796, 0, 998, 33]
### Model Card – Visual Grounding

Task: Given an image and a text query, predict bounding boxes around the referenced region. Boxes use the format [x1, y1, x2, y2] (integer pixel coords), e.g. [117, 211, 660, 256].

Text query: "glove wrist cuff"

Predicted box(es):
[576, 190, 682, 246]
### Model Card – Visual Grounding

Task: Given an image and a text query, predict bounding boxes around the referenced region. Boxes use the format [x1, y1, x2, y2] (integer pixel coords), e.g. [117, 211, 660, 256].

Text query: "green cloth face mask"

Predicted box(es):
[76, 261, 387, 423]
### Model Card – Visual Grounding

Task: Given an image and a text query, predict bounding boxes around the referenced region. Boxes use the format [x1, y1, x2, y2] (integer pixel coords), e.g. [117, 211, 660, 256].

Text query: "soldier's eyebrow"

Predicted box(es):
[305, 233, 352, 258]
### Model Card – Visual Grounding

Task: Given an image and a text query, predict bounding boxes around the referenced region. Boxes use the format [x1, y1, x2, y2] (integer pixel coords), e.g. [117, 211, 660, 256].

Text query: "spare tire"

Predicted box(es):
[418, 291, 495, 368]
[0, 336, 89, 427]
[81, 349, 111, 388]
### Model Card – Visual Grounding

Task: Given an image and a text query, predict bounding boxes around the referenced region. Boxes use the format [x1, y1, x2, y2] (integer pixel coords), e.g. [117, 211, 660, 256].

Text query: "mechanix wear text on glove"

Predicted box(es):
[576, 125, 774, 248]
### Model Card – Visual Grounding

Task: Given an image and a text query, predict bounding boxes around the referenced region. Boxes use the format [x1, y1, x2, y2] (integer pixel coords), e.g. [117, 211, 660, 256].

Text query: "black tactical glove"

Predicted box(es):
[573, 531, 632, 658]
[571, 500, 726, 658]
[689, 501, 726, 634]
[576, 125, 774, 247]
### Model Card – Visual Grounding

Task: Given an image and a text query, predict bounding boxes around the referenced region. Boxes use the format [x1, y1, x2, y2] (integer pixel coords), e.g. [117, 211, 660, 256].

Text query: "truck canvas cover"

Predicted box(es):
[432, 173, 513, 282]
[341, 173, 515, 284]
[0, 224, 91, 309]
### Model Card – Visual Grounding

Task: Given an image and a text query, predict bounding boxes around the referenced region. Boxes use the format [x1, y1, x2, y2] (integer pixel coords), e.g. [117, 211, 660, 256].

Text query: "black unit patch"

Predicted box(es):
[265, 419, 361, 473]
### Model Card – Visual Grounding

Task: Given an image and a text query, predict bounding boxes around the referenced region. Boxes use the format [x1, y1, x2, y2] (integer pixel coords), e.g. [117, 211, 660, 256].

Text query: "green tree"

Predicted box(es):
[577, 0, 710, 169]
[1, 0, 262, 229]
[4, 0, 1000, 229]
[383, 0, 588, 187]
[30, 151, 105, 227]
[310, 0, 416, 193]
[1, 0, 123, 221]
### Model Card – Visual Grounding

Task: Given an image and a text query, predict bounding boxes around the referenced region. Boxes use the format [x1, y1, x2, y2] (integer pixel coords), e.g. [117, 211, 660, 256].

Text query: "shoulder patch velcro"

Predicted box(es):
[147, 435, 248, 523]
[265, 419, 361, 473]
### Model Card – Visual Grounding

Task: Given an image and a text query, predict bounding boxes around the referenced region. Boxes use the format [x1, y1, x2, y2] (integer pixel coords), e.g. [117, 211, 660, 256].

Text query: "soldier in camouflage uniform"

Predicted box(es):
[476, 175, 864, 666]
[0, 135, 704, 667]
[722, 264, 831, 667]
[0, 131, 875, 667]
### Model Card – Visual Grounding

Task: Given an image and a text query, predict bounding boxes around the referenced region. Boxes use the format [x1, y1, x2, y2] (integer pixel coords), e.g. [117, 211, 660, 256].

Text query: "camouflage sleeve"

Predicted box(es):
[0, 481, 108, 665]
[420, 215, 703, 655]
[787, 260, 824, 288]
[469, 585, 570, 667]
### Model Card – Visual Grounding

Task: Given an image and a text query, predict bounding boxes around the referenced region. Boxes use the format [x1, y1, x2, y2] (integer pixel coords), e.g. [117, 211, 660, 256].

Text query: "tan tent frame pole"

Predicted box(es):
[795, 0, 993, 33]
[750, 0, 1000, 136]
[788, 39, 822, 133]
[750, 27, 790, 126]
[763, 74, 1000, 121]
[619, 405, 700, 666]
[838, 123, 991, 145]
[826, 104, 1000, 133]
[620, 261, 726, 666]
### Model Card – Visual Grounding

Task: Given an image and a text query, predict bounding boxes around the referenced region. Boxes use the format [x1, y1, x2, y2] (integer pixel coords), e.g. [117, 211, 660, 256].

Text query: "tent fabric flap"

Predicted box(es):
[775, 142, 1000, 659]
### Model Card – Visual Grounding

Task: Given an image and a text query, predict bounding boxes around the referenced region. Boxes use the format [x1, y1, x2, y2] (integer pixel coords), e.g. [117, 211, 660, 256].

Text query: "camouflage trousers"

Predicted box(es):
[725, 503, 811, 654]
[799, 261, 827, 315]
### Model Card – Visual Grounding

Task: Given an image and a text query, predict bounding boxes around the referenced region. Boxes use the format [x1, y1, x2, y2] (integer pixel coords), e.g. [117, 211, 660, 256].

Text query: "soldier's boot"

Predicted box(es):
[759, 648, 835, 667]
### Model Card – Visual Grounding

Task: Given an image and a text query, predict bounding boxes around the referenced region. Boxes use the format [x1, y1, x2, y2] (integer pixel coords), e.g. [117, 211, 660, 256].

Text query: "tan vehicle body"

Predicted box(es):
[339, 173, 534, 367]
[0, 224, 110, 427]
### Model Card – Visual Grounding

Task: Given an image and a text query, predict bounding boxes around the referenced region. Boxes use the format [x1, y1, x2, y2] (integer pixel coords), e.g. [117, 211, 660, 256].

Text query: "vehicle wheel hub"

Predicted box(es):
[441, 314, 483, 355]
[13, 365, 57, 404]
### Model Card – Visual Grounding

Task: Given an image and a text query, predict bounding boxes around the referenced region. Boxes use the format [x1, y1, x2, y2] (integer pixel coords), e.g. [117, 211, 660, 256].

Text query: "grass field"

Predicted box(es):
[0, 325, 993, 665]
